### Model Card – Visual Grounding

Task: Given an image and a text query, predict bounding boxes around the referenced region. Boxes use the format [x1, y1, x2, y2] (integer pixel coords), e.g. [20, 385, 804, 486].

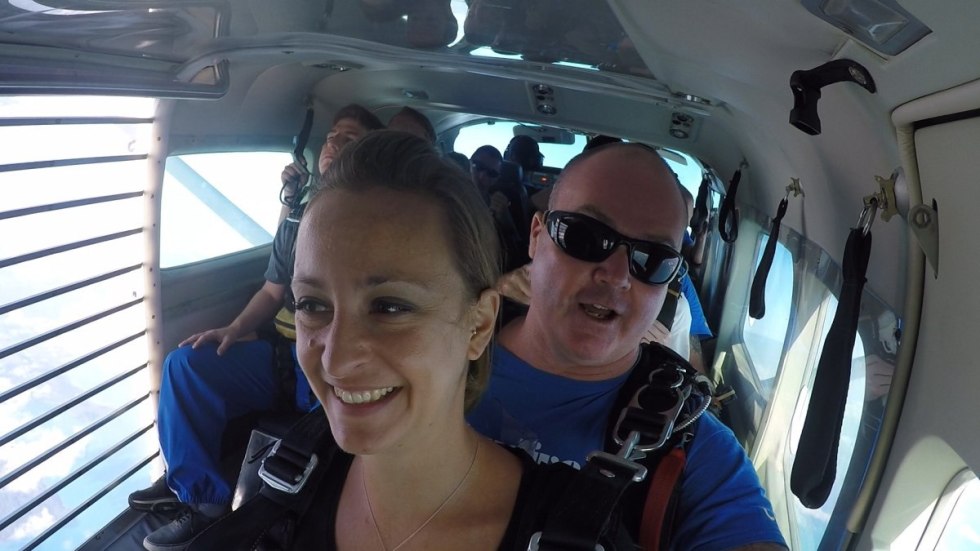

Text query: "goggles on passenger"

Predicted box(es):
[545, 210, 683, 286]
[471, 160, 499, 179]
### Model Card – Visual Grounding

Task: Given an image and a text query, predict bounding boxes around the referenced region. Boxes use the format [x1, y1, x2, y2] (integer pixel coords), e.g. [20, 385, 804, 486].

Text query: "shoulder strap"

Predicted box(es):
[607, 343, 712, 549]
[187, 410, 335, 551]
[655, 278, 683, 331]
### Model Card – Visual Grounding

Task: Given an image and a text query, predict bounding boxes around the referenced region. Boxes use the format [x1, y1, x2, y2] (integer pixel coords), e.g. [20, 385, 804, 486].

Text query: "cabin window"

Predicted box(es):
[742, 234, 794, 390]
[160, 152, 291, 268]
[453, 121, 586, 169]
[0, 95, 157, 550]
[933, 474, 980, 549]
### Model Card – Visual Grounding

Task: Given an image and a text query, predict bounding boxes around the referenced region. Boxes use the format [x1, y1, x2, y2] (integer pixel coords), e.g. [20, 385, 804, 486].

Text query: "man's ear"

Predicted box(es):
[467, 288, 500, 361]
[528, 211, 545, 260]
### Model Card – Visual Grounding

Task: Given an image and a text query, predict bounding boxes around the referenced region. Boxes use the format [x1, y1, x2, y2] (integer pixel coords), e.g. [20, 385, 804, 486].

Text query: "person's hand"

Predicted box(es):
[642, 320, 671, 345]
[489, 191, 510, 219]
[864, 354, 895, 402]
[281, 161, 310, 202]
[494, 263, 531, 305]
[179, 325, 251, 356]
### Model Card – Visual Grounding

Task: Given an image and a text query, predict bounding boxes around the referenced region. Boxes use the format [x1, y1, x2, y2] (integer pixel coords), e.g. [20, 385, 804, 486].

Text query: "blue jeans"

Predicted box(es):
[157, 340, 316, 505]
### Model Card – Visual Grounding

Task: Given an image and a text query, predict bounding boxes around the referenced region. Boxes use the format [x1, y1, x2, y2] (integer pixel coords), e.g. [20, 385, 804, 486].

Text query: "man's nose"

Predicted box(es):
[594, 245, 632, 290]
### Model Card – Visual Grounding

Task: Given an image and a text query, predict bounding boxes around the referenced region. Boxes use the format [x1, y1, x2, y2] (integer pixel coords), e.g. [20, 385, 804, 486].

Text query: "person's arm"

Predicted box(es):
[671, 414, 788, 550]
[494, 263, 532, 305]
[179, 281, 286, 355]
[688, 335, 706, 374]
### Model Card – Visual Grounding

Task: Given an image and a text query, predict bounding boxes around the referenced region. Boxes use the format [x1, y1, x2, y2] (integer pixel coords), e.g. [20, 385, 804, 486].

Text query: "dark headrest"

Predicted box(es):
[504, 135, 543, 172]
[498, 160, 524, 184]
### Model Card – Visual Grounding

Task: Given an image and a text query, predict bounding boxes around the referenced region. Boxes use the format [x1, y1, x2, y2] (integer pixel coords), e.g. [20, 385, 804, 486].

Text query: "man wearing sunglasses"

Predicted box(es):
[469, 143, 786, 550]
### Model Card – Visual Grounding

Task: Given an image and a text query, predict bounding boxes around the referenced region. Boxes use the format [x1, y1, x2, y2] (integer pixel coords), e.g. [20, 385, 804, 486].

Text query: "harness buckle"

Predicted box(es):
[588, 430, 648, 482]
[527, 531, 604, 551]
[258, 439, 318, 494]
[612, 364, 691, 453]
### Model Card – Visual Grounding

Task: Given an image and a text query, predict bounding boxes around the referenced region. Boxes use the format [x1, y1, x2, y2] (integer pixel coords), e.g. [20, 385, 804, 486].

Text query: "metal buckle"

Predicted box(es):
[527, 531, 604, 551]
[612, 365, 690, 452]
[588, 430, 648, 482]
[258, 440, 318, 494]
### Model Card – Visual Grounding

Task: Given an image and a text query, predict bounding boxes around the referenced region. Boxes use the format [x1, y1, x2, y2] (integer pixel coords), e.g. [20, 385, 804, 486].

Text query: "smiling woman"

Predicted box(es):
[185, 130, 636, 550]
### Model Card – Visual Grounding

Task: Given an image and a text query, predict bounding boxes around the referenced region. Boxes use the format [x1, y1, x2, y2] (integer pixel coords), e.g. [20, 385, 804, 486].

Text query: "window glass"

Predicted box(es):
[742, 234, 794, 385]
[160, 152, 291, 268]
[453, 121, 586, 169]
[935, 475, 980, 550]
[0, 94, 156, 551]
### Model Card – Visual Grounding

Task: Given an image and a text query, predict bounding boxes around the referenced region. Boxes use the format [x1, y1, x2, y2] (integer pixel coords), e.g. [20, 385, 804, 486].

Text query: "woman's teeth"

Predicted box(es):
[334, 386, 396, 404]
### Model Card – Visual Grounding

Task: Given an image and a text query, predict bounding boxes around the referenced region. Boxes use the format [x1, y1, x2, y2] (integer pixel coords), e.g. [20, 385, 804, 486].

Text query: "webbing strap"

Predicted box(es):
[640, 446, 687, 551]
[791, 227, 872, 508]
[691, 174, 711, 232]
[655, 278, 683, 331]
[532, 454, 639, 550]
[187, 410, 334, 551]
[749, 198, 789, 319]
[718, 169, 741, 243]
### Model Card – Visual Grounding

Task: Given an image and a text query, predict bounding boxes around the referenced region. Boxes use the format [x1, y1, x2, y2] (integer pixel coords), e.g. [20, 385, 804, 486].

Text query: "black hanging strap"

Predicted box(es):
[749, 198, 789, 319]
[791, 227, 872, 508]
[718, 169, 741, 243]
[691, 174, 711, 232]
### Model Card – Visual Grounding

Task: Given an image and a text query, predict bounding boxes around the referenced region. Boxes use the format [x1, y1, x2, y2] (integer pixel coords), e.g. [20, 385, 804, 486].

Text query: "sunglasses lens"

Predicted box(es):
[555, 215, 614, 262]
[472, 161, 499, 179]
[630, 246, 681, 284]
[549, 211, 682, 285]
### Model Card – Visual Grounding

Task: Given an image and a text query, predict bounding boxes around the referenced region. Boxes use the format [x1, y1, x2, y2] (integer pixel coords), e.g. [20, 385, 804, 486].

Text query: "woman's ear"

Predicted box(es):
[467, 287, 500, 361]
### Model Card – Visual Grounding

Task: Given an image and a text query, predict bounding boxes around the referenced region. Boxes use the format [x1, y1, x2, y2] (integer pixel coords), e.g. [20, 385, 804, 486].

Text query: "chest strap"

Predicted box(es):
[531, 345, 710, 550]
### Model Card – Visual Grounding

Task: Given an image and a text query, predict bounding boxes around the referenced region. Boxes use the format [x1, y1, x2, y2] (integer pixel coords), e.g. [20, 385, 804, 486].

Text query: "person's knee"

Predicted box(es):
[162, 344, 223, 388]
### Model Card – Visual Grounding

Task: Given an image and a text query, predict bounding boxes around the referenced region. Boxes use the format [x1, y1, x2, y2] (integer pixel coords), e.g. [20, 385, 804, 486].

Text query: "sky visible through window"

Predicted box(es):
[0, 95, 158, 551]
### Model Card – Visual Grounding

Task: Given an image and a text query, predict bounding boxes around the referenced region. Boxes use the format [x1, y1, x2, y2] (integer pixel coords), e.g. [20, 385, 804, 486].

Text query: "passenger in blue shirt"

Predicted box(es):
[471, 142, 786, 550]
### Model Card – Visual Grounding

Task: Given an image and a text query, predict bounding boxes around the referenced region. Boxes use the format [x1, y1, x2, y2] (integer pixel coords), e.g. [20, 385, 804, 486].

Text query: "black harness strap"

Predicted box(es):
[655, 278, 683, 331]
[691, 173, 711, 232]
[187, 410, 333, 551]
[791, 227, 872, 508]
[281, 106, 314, 213]
[718, 169, 741, 243]
[749, 197, 789, 319]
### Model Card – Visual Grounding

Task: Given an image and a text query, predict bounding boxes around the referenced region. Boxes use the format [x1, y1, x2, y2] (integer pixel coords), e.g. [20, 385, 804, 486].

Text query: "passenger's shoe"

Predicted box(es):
[129, 477, 180, 512]
[143, 508, 220, 551]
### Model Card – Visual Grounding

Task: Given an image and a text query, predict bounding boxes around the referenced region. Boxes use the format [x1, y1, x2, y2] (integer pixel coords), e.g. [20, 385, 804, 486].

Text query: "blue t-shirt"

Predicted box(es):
[468, 343, 786, 550]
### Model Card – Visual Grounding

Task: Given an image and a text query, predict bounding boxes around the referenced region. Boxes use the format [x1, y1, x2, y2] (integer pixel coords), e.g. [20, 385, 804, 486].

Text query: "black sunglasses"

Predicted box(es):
[471, 160, 499, 179]
[545, 210, 683, 286]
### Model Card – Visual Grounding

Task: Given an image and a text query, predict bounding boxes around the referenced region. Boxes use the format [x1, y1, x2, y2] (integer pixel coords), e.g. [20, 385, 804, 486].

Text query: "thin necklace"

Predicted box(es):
[362, 438, 480, 551]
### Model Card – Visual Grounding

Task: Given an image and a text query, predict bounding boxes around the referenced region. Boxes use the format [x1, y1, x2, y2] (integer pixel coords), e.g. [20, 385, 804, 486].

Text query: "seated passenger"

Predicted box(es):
[446, 150, 471, 173]
[469, 143, 787, 549]
[386, 105, 436, 143]
[503, 134, 543, 176]
[133, 104, 384, 551]
[189, 130, 633, 549]
[470, 145, 527, 271]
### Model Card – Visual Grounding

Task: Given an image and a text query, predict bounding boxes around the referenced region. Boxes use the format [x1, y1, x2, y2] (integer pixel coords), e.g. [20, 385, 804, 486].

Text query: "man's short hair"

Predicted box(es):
[390, 106, 437, 143]
[333, 103, 385, 131]
[472, 144, 503, 162]
[549, 142, 682, 210]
